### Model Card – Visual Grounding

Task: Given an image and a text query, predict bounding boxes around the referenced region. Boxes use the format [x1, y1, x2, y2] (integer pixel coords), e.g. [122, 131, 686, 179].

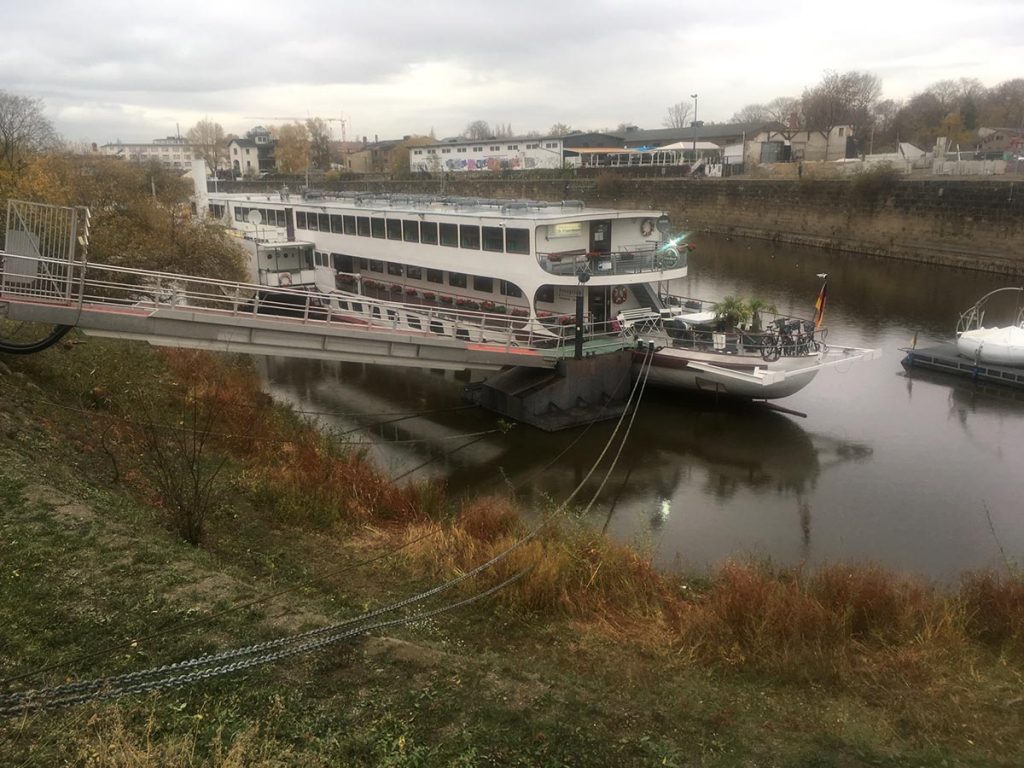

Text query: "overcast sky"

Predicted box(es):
[3, 0, 1022, 144]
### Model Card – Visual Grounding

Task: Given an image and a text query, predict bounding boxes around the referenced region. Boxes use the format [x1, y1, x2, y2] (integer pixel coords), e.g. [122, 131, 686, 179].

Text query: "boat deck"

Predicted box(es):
[901, 342, 1024, 390]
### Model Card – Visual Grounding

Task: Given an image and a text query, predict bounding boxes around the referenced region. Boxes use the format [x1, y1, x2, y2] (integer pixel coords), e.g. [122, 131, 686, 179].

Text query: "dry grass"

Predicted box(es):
[395, 497, 1024, 687]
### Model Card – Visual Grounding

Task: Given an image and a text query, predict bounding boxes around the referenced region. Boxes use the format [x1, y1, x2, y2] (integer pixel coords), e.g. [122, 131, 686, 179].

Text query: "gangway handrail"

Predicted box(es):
[0, 250, 632, 360]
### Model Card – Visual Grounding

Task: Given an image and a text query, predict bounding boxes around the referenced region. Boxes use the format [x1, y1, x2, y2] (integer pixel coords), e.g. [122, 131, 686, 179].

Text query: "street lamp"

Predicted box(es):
[691, 93, 699, 165]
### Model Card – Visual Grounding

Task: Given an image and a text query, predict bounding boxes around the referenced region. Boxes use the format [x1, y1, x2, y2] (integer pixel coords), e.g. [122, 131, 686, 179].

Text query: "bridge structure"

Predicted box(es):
[0, 201, 628, 372]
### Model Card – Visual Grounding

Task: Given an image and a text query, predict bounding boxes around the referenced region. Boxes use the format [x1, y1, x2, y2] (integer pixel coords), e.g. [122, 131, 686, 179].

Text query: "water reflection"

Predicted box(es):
[254, 235, 1024, 581]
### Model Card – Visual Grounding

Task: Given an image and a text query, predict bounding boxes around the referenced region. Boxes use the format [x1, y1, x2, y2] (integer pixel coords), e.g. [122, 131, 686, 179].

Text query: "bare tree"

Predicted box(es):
[802, 70, 882, 158]
[730, 103, 768, 124]
[549, 122, 573, 136]
[464, 120, 491, 139]
[663, 101, 693, 129]
[306, 117, 332, 170]
[0, 90, 59, 170]
[493, 122, 514, 138]
[186, 119, 226, 172]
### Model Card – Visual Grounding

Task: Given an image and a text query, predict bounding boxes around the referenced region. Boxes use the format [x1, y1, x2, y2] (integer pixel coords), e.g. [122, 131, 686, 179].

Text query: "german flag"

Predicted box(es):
[813, 280, 828, 328]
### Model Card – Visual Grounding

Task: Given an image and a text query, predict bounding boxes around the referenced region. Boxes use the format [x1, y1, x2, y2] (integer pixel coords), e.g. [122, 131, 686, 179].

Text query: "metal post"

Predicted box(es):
[691, 93, 698, 165]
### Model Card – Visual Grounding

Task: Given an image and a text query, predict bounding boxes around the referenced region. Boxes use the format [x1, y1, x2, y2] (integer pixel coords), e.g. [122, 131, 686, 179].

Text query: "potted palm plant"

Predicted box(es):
[745, 299, 777, 333]
[712, 295, 751, 330]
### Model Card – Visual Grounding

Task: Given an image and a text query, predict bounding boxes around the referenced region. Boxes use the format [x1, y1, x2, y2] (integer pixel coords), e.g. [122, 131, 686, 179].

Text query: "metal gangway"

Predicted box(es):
[0, 201, 626, 370]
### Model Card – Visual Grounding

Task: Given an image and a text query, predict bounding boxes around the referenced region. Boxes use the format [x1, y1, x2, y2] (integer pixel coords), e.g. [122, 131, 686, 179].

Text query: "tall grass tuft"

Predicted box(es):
[959, 570, 1024, 652]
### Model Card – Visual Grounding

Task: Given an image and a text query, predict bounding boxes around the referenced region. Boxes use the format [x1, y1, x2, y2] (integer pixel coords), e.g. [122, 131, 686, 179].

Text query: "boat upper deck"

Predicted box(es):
[207, 191, 660, 223]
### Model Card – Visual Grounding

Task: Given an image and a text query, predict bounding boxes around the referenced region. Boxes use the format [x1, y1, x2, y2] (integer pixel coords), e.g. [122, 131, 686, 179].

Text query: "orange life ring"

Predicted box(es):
[279, 272, 292, 287]
[612, 286, 628, 305]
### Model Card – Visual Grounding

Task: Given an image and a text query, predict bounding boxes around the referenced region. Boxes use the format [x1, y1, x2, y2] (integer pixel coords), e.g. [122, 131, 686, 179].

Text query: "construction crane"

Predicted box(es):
[245, 115, 347, 143]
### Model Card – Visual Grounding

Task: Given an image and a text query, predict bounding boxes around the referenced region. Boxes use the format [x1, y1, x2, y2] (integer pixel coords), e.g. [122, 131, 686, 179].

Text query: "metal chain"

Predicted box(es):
[0, 569, 527, 715]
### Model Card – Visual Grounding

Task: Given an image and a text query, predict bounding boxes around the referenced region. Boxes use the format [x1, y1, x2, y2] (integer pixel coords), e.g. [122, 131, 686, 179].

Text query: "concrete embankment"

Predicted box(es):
[219, 174, 1024, 275]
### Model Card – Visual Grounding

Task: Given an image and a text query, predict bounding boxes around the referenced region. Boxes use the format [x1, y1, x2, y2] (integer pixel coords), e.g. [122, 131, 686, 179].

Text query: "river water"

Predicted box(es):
[259, 235, 1024, 582]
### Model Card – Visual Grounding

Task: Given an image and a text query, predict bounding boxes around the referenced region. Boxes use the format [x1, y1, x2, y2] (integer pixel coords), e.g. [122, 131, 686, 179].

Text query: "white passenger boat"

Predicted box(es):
[200, 186, 872, 399]
[955, 287, 1024, 367]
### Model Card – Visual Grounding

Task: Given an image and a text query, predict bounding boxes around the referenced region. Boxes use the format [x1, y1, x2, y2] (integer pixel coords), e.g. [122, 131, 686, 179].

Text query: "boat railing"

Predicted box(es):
[955, 286, 1024, 336]
[0, 250, 631, 359]
[626, 294, 824, 360]
[537, 242, 685, 277]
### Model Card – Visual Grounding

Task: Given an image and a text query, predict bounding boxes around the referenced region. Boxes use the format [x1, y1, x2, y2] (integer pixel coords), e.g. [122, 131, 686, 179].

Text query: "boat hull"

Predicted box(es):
[636, 347, 821, 399]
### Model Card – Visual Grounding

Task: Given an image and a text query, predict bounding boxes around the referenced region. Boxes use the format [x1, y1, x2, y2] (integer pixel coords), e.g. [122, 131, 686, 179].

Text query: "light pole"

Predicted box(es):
[691, 93, 699, 166]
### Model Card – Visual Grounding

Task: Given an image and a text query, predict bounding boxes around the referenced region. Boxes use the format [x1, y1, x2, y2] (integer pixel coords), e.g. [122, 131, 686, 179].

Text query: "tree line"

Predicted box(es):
[721, 71, 1024, 153]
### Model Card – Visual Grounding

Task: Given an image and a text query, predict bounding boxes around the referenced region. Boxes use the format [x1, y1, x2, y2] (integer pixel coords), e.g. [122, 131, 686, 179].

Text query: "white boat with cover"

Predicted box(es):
[955, 287, 1024, 367]
[199, 183, 874, 399]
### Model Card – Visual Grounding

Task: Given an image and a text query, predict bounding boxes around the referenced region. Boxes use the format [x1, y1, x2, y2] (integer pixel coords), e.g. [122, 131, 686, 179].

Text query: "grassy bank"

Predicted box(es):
[1, 335, 1023, 766]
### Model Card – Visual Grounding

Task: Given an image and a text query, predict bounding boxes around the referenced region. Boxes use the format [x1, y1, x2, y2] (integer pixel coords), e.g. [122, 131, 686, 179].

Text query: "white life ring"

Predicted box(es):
[279, 272, 292, 287]
[640, 218, 654, 237]
[612, 286, 628, 305]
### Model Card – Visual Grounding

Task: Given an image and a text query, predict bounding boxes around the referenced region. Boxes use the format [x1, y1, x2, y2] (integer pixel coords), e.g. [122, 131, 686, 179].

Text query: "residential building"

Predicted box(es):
[99, 136, 194, 169]
[228, 126, 276, 177]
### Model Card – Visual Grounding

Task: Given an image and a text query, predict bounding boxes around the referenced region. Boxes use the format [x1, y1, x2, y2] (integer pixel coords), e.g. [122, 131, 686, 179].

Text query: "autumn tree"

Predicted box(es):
[663, 101, 693, 129]
[186, 119, 226, 173]
[306, 117, 332, 170]
[274, 122, 311, 175]
[3, 153, 247, 281]
[0, 90, 59, 171]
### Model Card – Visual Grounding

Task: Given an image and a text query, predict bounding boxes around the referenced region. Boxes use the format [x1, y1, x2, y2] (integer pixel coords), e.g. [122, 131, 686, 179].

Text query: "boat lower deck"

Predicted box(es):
[901, 342, 1024, 389]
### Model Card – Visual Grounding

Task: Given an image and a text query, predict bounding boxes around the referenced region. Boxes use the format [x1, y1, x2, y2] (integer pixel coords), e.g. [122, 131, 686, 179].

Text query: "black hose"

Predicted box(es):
[0, 324, 73, 355]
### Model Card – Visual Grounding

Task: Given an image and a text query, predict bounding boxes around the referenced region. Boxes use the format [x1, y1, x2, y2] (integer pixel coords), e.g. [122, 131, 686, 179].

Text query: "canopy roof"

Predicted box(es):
[649, 141, 722, 152]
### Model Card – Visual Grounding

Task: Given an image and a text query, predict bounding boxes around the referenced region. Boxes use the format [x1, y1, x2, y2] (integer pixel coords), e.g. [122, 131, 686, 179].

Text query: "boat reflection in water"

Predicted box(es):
[258, 357, 873, 571]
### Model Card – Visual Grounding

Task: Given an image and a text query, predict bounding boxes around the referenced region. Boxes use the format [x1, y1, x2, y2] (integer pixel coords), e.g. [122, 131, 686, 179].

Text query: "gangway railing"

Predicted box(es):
[0, 251, 633, 370]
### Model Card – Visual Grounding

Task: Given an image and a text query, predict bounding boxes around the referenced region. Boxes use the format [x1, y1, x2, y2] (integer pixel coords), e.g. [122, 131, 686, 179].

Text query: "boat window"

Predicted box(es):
[482, 226, 503, 252]
[460, 225, 481, 250]
[386, 218, 402, 240]
[449, 272, 467, 288]
[235, 206, 245, 222]
[295, 211, 307, 229]
[369, 260, 383, 273]
[318, 213, 330, 231]
[387, 309, 399, 322]
[330, 215, 343, 234]
[370, 218, 386, 238]
[420, 221, 438, 245]
[387, 263, 403, 276]
[505, 228, 530, 254]
[429, 320, 444, 335]
[536, 286, 555, 304]
[276, 209, 287, 227]
[306, 213, 319, 231]
[331, 253, 346, 271]
[351, 302, 362, 313]
[407, 266, 422, 280]
[357, 216, 371, 236]
[439, 222, 458, 247]
[302, 248, 314, 269]
[343, 215, 357, 234]
[337, 300, 348, 311]
[473, 276, 493, 293]
[371, 305, 382, 319]
[426, 269, 443, 284]
[500, 280, 523, 298]
[456, 328, 470, 341]
[402, 220, 419, 243]
[407, 315, 421, 330]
